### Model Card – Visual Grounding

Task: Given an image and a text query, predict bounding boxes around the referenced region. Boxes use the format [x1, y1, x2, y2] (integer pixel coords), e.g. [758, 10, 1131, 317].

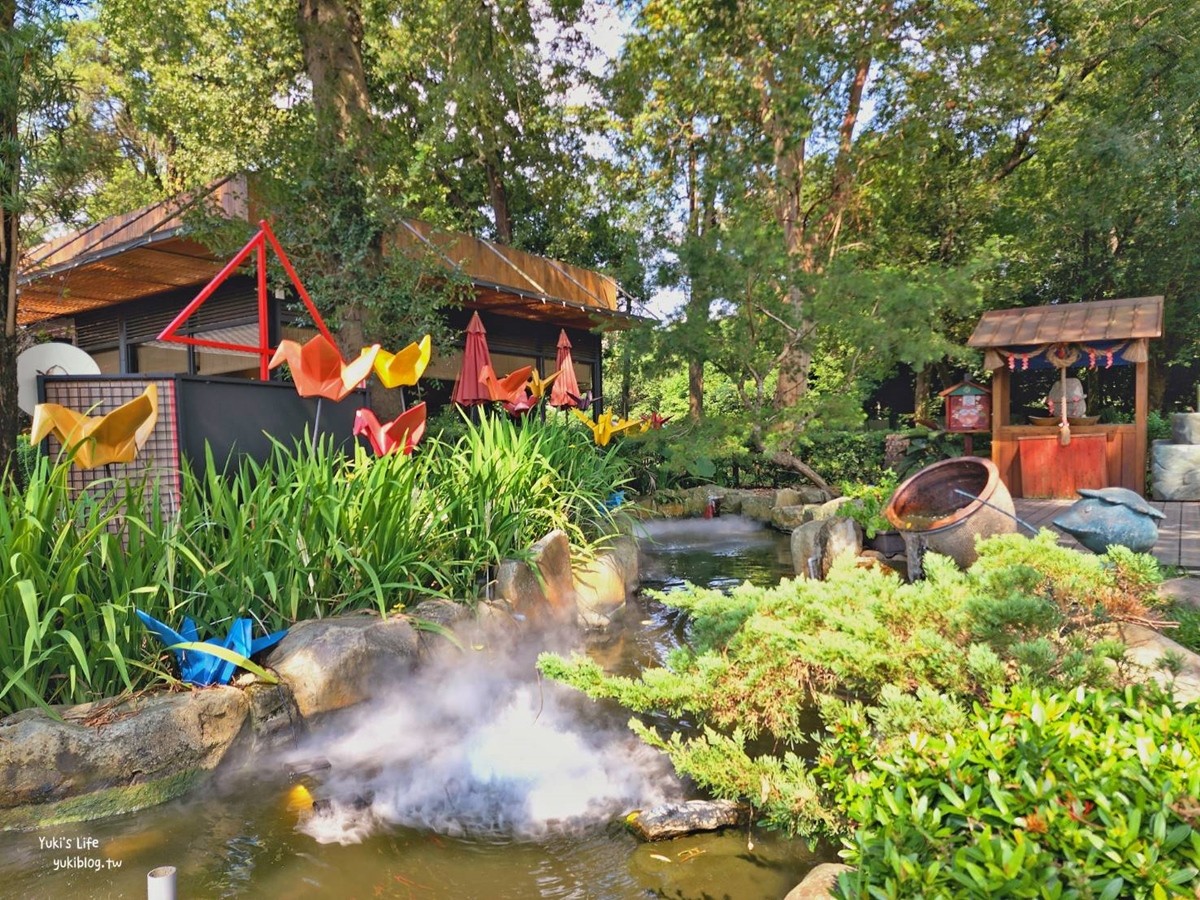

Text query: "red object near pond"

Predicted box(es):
[549, 329, 580, 409]
[452, 312, 495, 406]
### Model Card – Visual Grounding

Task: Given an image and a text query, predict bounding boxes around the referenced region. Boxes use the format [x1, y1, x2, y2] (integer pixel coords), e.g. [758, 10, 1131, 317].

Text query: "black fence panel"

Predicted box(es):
[174, 376, 367, 476]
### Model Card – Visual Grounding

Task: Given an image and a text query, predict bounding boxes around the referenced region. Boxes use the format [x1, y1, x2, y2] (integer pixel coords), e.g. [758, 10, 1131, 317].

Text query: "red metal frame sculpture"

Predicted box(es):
[156, 219, 337, 379]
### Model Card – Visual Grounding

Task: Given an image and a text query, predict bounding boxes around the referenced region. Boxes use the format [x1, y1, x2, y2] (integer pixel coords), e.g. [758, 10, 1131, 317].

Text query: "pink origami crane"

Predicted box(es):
[503, 391, 536, 417]
[353, 403, 427, 456]
[269, 334, 380, 401]
[479, 365, 534, 404]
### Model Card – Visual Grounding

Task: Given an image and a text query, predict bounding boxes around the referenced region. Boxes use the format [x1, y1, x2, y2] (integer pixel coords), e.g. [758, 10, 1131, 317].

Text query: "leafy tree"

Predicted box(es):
[0, 3, 76, 475]
[614, 0, 1194, 432]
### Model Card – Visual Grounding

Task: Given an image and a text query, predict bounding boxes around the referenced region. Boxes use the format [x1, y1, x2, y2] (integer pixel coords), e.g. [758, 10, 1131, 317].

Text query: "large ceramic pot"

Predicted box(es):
[884, 457, 1016, 573]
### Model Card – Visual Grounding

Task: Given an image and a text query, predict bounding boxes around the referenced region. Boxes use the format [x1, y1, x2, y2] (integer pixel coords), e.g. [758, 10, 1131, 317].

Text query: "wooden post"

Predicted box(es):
[990, 365, 1010, 432]
[1134, 359, 1148, 495]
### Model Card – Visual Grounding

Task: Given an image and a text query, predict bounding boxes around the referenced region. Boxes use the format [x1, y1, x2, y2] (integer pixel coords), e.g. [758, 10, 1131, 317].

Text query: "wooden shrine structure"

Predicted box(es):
[967, 296, 1163, 499]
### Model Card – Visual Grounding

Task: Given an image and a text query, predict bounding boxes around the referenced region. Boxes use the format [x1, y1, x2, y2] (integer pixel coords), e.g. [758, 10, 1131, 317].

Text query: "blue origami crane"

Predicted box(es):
[136, 609, 288, 686]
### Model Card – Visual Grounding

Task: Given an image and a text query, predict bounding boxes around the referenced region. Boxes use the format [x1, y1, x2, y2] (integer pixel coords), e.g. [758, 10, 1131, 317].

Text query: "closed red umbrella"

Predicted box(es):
[549, 329, 581, 409]
[451, 312, 495, 406]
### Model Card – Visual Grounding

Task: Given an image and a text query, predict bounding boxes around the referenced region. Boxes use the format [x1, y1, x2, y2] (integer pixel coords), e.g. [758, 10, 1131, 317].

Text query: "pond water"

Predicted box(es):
[0, 515, 827, 900]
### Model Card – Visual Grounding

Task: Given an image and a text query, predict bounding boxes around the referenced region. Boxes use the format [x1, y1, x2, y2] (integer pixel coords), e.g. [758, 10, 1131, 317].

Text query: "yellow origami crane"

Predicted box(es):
[373, 335, 432, 389]
[572, 407, 640, 447]
[31, 384, 159, 469]
[527, 368, 560, 401]
[268, 334, 380, 401]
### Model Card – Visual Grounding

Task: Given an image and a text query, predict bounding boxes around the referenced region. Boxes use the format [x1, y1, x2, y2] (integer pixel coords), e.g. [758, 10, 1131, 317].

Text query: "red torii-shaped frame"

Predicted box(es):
[156, 219, 337, 379]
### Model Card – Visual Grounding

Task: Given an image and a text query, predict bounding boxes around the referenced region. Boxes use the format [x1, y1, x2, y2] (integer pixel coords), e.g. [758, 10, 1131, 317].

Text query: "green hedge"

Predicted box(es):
[829, 686, 1200, 898]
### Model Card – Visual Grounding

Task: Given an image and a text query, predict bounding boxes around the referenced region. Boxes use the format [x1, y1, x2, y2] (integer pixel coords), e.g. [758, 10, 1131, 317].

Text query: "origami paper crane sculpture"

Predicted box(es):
[373, 335, 432, 389]
[527, 369, 559, 401]
[353, 403, 428, 456]
[269, 334, 380, 401]
[503, 391, 536, 418]
[479, 364, 535, 403]
[644, 412, 672, 430]
[30, 384, 159, 469]
[136, 609, 287, 687]
[572, 408, 640, 447]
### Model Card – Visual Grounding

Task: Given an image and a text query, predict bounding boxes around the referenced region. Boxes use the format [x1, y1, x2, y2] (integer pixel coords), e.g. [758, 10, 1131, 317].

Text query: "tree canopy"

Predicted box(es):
[4, 0, 1200, 471]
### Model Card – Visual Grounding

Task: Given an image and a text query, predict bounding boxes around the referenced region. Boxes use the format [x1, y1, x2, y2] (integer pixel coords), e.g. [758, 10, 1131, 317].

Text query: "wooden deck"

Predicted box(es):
[1013, 499, 1200, 570]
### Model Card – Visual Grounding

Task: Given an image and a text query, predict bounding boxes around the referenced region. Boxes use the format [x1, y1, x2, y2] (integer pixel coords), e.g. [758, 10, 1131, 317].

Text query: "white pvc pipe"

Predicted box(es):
[147, 866, 176, 900]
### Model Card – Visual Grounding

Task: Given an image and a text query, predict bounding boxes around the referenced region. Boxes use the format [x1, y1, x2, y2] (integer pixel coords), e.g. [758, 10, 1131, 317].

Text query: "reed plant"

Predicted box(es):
[0, 411, 627, 715]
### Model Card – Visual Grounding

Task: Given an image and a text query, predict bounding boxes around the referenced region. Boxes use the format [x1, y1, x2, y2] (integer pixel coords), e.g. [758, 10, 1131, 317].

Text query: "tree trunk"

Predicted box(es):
[296, 0, 370, 151]
[914, 365, 931, 421]
[485, 158, 513, 245]
[688, 358, 704, 421]
[296, 0, 383, 409]
[0, 0, 20, 477]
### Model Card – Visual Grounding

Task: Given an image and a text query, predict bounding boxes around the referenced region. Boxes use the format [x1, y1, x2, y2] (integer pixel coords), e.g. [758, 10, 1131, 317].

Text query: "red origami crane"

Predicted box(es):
[478, 365, 534, 404]
[269, 334, 380, 401]
[643, 412, 672, 430]
[353, 403, 427, 456]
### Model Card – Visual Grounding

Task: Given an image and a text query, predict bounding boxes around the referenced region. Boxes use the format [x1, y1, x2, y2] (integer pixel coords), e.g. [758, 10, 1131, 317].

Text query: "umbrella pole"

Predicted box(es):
[313, 398, 323, 439]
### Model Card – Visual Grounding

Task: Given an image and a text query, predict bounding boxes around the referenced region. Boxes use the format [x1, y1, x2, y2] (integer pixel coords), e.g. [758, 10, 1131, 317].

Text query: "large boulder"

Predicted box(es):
[0, 687, 248, 828]
[574, 540, 638, 629]
[779, 486, 829, 506]
[1151, 440, 1200, 501]
[1172, 412, 1200, 445]
[771, 504, 813, 532]
[1158, 577, 1200, 610]
[242, 679, 303, 751]
[263, 614, 420, 719]
[495, 529, 576, 622]
[740, 492, 776, 523]
[812, 496, 856, 521]
[1119, 623, 1200, 705]
[785, 864, 854, 900]
[791, 517, 863, 579]
[627, 799, 750, 841]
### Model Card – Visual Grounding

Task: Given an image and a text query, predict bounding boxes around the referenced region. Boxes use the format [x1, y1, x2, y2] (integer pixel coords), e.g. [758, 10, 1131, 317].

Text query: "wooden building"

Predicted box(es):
[18, 175, 642, 407]
[967, 296, 1163, 498]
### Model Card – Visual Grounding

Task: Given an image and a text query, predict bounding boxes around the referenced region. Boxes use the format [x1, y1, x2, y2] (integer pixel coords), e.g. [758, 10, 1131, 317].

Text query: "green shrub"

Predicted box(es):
[827, 686, 1200, 899]
[541, 534, 1162, 837]
[799, 430, 889, 486]
[839, 470, 901, 538]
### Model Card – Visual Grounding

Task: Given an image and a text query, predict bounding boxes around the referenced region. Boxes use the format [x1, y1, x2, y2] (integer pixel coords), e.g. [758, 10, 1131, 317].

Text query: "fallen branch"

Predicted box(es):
[769, 451, 835, 495]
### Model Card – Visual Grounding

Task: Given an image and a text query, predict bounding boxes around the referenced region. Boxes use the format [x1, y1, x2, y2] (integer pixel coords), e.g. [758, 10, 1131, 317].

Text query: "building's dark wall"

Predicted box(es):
[58, 280, 605, 416]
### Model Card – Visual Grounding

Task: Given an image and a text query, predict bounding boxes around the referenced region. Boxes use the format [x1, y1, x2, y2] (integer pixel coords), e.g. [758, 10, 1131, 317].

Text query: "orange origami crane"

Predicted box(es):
[269, 334, 380, 401]
[478, 365, 534, 403]
[353, 404, 427, 456]
[572, 407, 640, 447]
[373, 335, 432, 389]
[31, 384, 159, 469]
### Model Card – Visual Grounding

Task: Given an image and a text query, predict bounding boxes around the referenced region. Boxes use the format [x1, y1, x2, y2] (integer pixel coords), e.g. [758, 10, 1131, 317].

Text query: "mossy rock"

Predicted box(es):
[0, 770, 203, 831]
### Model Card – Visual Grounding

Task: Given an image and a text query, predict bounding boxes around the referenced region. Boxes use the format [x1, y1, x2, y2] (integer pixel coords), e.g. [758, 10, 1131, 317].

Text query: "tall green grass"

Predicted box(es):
[0, 412, 627, 715]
